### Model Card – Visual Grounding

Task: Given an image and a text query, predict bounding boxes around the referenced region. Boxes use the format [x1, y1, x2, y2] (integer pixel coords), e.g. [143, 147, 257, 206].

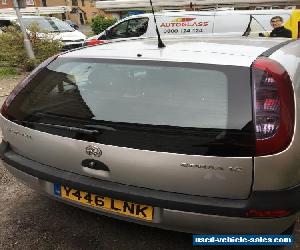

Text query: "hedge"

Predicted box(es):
[0, 25, 63, 71]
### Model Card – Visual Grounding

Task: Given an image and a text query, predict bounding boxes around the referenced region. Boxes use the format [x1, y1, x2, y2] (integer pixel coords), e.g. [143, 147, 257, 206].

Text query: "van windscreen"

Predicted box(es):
[23, 17, 74, 32]
[7, 58, 255, 156]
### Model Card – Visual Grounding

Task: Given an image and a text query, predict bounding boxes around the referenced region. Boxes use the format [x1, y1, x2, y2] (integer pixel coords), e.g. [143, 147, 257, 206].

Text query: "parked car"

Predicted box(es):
[64, 19, 79, 30]
[85, 9, 300, 46]
[0, 15, 86, 50]
[0, 35, 299, 236]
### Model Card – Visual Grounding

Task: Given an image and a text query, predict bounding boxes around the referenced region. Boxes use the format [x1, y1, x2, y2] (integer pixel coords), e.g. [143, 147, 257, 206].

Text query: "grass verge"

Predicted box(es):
[0, 67, 17, 78]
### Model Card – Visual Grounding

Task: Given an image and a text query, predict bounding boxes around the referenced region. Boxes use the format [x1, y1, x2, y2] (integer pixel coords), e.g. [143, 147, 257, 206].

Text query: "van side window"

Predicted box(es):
[107, 20, 129, 39]
[106, 18, 149, 39]
[247, 16, 267, 37]
[127, 18, 148, 37]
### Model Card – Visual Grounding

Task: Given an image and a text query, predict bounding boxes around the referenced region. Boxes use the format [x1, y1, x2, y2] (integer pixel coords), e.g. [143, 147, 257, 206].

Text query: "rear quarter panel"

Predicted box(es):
[253, 40, 300, 191]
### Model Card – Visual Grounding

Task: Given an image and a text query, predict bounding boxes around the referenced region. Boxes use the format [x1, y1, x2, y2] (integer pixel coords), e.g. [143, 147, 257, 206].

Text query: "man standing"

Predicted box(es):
[270, 16, 292, 38]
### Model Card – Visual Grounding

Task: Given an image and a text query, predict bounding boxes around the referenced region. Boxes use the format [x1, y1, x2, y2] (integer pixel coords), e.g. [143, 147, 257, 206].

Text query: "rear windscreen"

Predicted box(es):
[7, 58, 255, 156]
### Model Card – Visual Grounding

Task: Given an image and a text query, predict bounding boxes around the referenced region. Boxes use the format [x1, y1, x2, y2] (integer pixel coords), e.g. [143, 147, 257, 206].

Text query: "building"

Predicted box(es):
[46, 0, 103, 25]
[0, 0, 102, 25]
[0, 0, 44, 9]
[0, 0, 70, 21]
[96, 0, 300, 19]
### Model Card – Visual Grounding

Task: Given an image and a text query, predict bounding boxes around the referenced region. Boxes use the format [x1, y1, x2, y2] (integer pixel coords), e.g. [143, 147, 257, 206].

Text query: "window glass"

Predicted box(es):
[18, 60, 230, 129]
[72, 0, 78, 6]
[127, 18, 148, 37]
[22, 17, 74, 32]
[107, 21, 129, 39]
[26, 0, 35, 5]
[0, 20, 11, 29]
[8, 59, 254, 156]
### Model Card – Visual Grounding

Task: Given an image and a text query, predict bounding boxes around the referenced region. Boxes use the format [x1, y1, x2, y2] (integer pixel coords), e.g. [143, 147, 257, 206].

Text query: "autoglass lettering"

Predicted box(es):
[160, 17, 210, 34]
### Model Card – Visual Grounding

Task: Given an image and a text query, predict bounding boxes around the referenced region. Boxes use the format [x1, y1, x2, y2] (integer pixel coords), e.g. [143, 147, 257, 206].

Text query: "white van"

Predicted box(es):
[85, 9, 299, 45]
[0, 15, 86, 50]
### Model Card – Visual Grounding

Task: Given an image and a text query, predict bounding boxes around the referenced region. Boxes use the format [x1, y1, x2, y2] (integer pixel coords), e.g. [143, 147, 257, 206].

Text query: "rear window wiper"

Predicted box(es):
[15, 120, 101, 135]
[22, 112, 117, 133]
[84, 124, 116, 132]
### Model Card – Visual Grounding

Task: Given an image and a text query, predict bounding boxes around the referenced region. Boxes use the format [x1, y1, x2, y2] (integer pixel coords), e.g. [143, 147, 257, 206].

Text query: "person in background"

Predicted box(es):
[270, 16, 292, 38]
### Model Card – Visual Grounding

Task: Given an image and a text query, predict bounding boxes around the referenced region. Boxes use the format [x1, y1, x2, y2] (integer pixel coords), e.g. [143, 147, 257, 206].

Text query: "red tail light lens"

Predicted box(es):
[252, 57, 295, 156]
[1, 55, 58, 118]
[86, 39, 105, 46]
[246, 209, 291, 218]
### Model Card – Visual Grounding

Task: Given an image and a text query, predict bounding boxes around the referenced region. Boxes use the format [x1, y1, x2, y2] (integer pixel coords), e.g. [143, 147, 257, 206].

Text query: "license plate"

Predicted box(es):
[54, 184, 154, 221]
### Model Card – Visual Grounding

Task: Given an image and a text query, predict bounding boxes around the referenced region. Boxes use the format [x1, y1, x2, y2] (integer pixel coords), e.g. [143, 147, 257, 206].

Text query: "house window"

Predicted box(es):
[2, 0, 7, 5]
[72, 0, 78, 6]
[81, 0, 85, 6]
[26, 0, 35, 5]
[41, 0, 47, 7]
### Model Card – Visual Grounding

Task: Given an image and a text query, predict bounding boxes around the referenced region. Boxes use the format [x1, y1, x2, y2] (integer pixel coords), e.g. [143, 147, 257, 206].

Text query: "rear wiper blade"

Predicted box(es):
[16, 120, 99, 135]
[27, 112, 117, 132]
[84, 124, 116, 132]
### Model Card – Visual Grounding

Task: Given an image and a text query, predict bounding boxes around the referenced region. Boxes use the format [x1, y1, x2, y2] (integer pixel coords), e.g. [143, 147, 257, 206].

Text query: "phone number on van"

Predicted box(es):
[163, 28, 204, 34]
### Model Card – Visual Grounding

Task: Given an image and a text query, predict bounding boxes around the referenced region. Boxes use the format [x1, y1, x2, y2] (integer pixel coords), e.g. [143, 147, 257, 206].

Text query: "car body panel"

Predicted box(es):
[0, 15, 86, 48]
[1, 36, 299, 234]
[253, 39, 300, 191]
[0, 115, 253, 199]
[86, 9, 298, 43]
[2, 163, 298, 234]
[80, 37, 288, 67]
[51, 29, 86, 45]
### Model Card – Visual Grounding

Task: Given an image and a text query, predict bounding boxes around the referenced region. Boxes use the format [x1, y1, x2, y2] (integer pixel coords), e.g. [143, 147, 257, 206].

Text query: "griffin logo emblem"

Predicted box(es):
[86, 145, 102, 157]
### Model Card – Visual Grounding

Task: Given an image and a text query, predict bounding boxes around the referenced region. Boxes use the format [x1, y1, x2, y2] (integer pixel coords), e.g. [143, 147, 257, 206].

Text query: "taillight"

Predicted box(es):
[86, 39, 105, 46]
[245, 209, 291, 218]
[252, 57, 295, 156]
[1, 55, 58, 118]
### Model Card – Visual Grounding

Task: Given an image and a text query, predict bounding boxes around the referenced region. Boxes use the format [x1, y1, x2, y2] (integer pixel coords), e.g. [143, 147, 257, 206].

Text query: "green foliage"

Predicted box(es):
[0, 26, 27, 69]
[28, 23, 63, 68]
[0, 67, 17, 77]
[91, 15, 117, 35]
[0, 25, 63, 71]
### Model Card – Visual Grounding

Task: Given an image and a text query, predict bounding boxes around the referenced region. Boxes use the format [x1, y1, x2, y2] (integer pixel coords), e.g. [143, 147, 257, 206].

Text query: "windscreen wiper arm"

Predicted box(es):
[16, 120, 100, 135]
[25, 112, 117, 132]
[84, 124, 116, 131]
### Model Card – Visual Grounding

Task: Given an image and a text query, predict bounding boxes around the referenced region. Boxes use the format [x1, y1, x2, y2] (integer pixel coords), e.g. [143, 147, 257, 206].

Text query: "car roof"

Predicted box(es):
[61, 36, 289, 67]
[0, 15, 54, 20]
[116, 9, 295, 19]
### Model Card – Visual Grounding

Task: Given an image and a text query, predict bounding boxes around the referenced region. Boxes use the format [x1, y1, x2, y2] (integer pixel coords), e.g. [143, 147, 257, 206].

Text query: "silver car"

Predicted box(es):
[0, 36, 299, 235]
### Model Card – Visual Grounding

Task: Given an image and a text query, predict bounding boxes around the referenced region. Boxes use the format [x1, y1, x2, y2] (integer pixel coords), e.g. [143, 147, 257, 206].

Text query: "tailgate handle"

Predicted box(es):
[81, 159, 110, 172]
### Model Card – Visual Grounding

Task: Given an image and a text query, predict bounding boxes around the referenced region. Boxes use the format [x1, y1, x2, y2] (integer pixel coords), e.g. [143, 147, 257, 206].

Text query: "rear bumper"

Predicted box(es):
[0, 141, 299, 233]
